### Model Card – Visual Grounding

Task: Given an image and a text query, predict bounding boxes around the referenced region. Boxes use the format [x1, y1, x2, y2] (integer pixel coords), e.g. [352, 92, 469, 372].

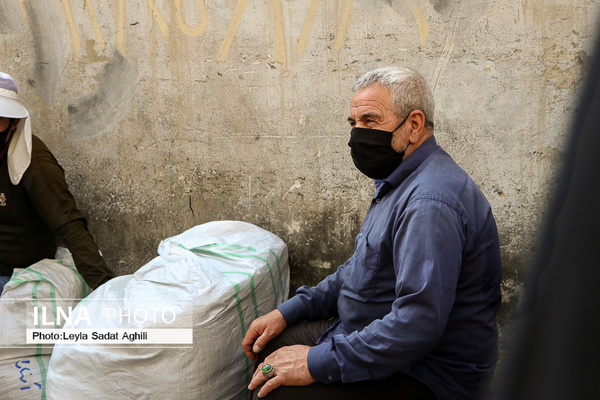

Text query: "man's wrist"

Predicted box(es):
[276, 295, 307, 326]
[307, 342, 341, 383]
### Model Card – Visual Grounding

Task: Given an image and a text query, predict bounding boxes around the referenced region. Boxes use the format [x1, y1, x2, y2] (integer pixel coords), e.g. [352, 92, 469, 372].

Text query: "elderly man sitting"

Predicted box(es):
[243, 66, 502, 400]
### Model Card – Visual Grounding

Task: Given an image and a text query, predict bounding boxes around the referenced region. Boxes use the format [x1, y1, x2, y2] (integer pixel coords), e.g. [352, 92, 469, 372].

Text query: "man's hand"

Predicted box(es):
[248, 345, 316, 398]
[242, 309, 287, 361]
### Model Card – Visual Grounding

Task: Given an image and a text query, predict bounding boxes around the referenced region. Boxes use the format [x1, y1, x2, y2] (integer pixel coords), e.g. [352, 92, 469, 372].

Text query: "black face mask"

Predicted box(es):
[0, 123, 12, 150]
[347, 113, 410, 179]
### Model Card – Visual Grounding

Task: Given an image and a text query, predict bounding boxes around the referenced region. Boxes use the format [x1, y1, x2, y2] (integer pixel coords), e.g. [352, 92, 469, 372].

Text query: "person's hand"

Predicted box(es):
[242, 309, 287, 361]
[248, 345, 316, 398]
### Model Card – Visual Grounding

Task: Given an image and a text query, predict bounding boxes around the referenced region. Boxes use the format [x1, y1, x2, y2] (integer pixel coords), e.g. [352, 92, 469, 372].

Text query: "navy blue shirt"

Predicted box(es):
[278, 136, 502, 400]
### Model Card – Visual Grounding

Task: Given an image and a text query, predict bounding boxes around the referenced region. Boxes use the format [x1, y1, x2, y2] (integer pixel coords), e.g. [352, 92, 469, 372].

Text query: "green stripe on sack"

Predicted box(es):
[177, 241, 284, 390]
[63, 264, 88, 298]
[221, 271, 259, 319]
[219, 275, 252, 386]
[202, 242, 258, 252]
[190, 243, 278, 307]
[202, 243, 284, 301]
[34, 355, 47, 400]
[28, 267, 58, 360]
[179, 243, 280, 308]
[211, 243, 285, 303]
[31, 281, 43, 356]
[28, 268, 59, 329]
[268, 249, 285, 303]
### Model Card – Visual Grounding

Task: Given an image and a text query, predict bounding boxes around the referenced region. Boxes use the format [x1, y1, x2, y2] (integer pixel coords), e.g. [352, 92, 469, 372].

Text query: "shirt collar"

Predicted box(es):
[374, 135, 438, 199]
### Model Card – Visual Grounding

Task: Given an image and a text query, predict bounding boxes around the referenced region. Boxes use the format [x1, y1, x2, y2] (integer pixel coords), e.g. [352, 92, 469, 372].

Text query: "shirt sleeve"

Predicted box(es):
[277, 258, 351, 326]
[21, 143, 86, 230]
[307, 198, 466, 383]
[21, 140, 114, 289]
[55, 220, 114, 289]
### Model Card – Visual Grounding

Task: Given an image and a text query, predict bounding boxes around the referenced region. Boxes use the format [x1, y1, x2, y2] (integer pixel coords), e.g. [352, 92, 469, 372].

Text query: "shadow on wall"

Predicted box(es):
[67, 51, 139, 142]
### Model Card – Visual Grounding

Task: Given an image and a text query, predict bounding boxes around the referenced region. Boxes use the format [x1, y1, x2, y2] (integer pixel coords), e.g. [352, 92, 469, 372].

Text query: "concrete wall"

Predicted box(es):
[1, 0, 598, 339]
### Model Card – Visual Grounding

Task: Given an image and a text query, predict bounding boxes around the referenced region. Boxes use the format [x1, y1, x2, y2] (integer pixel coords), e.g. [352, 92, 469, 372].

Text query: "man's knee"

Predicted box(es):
[257, 319, 335, 362]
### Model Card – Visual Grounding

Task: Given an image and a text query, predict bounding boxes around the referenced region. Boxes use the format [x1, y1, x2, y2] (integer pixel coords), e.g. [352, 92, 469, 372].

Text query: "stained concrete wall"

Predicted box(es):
[1, 0, 598, 340]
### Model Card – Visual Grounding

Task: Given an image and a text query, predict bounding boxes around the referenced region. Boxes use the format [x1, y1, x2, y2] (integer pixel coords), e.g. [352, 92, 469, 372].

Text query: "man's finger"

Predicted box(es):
[242, 310, 287, 361]
[257, 376, 283, 398]
[251, 363, 265, 382]
[242, 323, 264, 360]
[243, 343, 259, 361]
[249, 362, 270, 390]
[252, 333, 270, 354]
[249, 375, 265, 392]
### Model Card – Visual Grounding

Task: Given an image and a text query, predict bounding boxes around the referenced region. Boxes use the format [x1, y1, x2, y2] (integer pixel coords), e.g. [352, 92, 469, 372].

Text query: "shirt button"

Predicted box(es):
[375, 198, 381, 203]
[63, 209, 68, 213]
[328, 376, 333, 381]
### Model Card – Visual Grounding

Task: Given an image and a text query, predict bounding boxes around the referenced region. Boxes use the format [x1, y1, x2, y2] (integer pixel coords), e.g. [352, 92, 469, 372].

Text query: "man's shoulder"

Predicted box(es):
[30, 135, 61, 167]
[409, 148, 487, 209]
[415, 149, 468, 191]
[24, 136, 63, 181]
[31, 135, 53, 156]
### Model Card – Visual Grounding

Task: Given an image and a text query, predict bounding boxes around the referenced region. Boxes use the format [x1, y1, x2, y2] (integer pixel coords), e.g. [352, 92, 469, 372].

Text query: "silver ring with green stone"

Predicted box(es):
[262, 364, 275, 379]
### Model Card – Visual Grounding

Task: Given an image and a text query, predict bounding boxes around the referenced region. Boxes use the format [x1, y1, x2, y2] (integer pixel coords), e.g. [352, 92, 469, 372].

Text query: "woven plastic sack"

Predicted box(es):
[47, 221, 289, 400]
[0, 355, 50, 399]
[0, 250, 91, 361]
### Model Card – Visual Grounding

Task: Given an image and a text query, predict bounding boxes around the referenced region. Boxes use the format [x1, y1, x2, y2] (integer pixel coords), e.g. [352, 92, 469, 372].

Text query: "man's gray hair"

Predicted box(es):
[353, 67, 435, 130]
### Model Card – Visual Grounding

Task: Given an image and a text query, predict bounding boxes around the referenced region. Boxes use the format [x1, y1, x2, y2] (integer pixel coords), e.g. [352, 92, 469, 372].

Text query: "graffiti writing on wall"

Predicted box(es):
[7, 0, 435, 141]
[18, 0, 356, 65]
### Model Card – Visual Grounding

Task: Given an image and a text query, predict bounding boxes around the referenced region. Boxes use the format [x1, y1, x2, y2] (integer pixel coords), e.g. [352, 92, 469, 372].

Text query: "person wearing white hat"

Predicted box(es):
[0, 72, 114, 293]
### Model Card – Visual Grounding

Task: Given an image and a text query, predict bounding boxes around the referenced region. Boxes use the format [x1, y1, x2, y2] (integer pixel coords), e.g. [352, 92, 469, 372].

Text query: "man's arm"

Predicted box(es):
[55, 219, 113, 288]
[21, 140, 114, 288]
[243, 258, 350, 361]
[275, 258, 350, 325]
[307, 199, 465, 382]
[244, 198, 463, 396]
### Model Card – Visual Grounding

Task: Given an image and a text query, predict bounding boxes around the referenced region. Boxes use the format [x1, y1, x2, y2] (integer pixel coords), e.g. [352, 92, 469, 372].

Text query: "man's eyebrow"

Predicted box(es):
[348, 111, 381, 123]
[360, 112, 380, 119]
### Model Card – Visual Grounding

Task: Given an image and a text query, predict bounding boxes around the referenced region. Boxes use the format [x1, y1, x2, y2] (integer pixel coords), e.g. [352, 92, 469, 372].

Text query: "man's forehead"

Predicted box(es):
[350, 85, 393, 117]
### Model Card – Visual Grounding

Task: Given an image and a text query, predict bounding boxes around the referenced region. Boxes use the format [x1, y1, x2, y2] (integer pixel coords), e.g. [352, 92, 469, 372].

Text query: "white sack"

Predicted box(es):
[0, 250, 91, 360]
[47, 221, 289, 400]
[0, 355, 50, 400]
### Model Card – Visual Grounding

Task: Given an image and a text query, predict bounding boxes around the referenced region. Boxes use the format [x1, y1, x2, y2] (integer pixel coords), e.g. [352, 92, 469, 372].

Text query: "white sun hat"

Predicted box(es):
[0, 72, 32, 185]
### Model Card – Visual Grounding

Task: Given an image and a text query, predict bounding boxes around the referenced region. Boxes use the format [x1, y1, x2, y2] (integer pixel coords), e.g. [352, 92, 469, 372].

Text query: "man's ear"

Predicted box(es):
[408, 110, 426, 143]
